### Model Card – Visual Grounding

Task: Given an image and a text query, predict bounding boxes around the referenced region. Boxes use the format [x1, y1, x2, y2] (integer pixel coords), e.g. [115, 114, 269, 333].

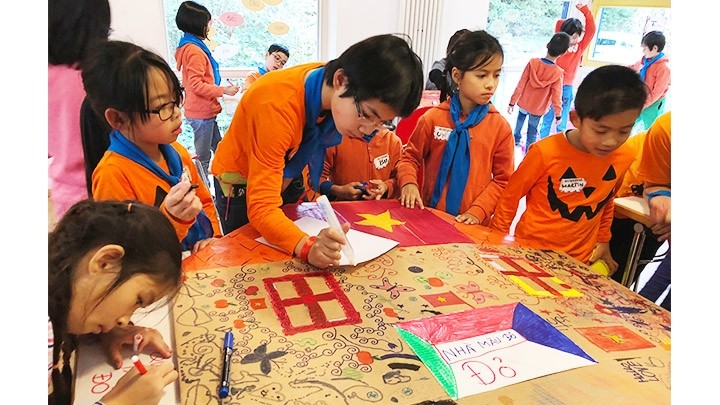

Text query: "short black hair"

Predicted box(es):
[324, 34, 423, 118]
[268, 43, 290, 58]
[175, 0, 211, 39]
[48, 0, 111, 67]
[547, 32, 571, 57]
[560, 18, 584, 36]
[642, 31, 666, 53]
[574, 65, 647, 120]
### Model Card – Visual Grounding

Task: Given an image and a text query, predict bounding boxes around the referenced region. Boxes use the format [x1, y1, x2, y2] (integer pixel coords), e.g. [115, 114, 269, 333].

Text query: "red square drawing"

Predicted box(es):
[263, 271, 361, 335]
[575, 325, 655, 352]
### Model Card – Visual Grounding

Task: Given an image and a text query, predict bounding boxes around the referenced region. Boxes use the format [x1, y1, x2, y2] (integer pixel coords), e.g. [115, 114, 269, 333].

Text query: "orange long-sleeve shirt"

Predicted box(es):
[637, 112, 671, 186]
[175, 43, 224, 119]
[320, 129, 403, 200]
[396, 100, 515, 225]
[509, 58, 564, 116]
[491, 133, 635, 264]
[92, 142, 221, 243]
[614, 132, 646, 198]
[211, 62, 325, 253]
[555, 5, 596, 86]
[629, 57, 671, 109]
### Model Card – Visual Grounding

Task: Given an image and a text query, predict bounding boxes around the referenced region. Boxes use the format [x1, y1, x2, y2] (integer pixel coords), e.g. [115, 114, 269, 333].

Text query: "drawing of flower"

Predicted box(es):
[240, 343, 287, 374]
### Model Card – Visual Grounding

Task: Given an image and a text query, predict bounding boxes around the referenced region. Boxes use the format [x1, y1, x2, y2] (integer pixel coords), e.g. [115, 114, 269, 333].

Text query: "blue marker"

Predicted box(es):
[353, 182, 370, 196]
[218, 331, 234, 398]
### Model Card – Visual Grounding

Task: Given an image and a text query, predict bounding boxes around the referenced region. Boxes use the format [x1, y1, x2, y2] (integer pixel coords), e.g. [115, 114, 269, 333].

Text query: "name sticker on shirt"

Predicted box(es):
[433, 126, 453, 141]
[181, 166, 192, 183]
[374, 153, 390, 170]
[559, 178, 587, 193]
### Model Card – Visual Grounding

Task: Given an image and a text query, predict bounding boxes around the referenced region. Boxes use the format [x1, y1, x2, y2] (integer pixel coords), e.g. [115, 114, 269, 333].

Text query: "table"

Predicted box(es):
[614, 196, 652, 290]
[173, 200, 670, 404]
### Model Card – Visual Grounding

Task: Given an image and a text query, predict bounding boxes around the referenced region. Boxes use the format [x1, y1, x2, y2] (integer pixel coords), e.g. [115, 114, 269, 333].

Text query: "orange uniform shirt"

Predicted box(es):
[555, 5, 596, 86]
[175, 44, 224, 119]
[320, 129, 403, 200]
[629, 57, 671, 109]
[396, 100, 515, 224]
[509, 58, 564, 117]
[637, 112, 671, 186]
[491, 133, 635, 264]
[92, 142, 221, 243]
[211, 62, 325, 253]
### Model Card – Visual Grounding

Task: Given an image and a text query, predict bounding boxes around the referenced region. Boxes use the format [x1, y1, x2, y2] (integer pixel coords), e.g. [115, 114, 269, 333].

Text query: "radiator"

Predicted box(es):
[402, 0, 443, 80]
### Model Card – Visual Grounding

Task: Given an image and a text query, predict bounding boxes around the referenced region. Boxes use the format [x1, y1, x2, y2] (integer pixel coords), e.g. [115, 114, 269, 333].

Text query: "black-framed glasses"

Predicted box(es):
[353, 97, 396, 131]
[146, 90, 185, 121]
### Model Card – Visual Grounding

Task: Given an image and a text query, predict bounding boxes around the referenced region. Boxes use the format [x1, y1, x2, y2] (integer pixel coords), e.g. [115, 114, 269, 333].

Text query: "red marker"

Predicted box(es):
[131, 355, 147, 375]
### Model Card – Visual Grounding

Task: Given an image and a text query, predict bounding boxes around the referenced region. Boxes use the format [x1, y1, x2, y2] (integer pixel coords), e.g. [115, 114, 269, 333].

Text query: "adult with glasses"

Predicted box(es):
[211, 34, 423, 269]
[81, 40, 222, 254]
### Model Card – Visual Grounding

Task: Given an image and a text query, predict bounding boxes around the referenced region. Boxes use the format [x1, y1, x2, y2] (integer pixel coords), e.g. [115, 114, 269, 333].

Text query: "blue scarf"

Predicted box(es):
[178, 33, 221, 86]
[429, 94, 489, 216]
[283, 67, 342, 190]
[107, 130, 214, 250]
[258, 66, 268, 75]
[639, 52, 664, 81]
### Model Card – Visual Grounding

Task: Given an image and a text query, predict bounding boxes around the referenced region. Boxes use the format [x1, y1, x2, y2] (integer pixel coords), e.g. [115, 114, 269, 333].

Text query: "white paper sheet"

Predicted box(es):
[257, 216, 399, 266]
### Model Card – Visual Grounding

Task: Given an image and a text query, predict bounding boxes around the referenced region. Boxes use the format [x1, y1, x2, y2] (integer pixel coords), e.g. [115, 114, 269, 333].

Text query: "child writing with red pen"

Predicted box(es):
[316, 127, 403, 201]
[49, 200, 181, 405]
[81, 40, 221, 253]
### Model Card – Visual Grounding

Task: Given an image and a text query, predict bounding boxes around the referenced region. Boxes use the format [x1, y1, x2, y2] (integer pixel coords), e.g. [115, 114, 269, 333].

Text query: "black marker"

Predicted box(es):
[185, 183, 200, 196]
[218, 331, 234, 398]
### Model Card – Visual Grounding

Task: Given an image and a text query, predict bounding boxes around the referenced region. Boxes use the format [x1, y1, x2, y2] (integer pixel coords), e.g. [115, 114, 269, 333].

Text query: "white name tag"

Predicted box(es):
[559, 178, 587, 193]
[374, 153, 390, 169]
[433, 126, 453, 141]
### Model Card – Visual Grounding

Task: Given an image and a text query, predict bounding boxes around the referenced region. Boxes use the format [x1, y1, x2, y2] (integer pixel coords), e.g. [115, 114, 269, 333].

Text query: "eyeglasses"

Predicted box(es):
[146, 91, 185, 121]
[271, 52, 288, 67]
[353, 97, 396, 131]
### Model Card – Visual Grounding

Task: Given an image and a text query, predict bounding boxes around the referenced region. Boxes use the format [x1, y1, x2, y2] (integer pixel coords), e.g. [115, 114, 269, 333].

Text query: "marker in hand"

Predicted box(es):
[353, 182, 371, 197]
[184, 183, 199, 196]
[131, 355, 147, 375]
[316, 195, 357, 266]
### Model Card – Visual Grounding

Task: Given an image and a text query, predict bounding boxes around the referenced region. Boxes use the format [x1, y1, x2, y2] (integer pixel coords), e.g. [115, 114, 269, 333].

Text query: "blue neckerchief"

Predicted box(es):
[178, 33, 221, 86]
[363, 130, 378, 143]
[283, 67, 342, 190]
[429, 94, 489, 216]
[107, 130, 214, 250]
[540, 57, 554, 65]
[258, 66, 268, 75]
[639, 52, 664, 81]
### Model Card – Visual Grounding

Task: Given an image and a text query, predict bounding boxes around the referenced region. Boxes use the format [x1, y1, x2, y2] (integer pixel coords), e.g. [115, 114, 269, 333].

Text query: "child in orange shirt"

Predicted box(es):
[211, 35, 423, 269]
[175, 1, 239, 185]
[491, 65, 648, 273]
[81, 40, 221, 253]
[318, 128, 402, 201]
[628, 31, 670, 132]
[397, 30, 515, 226]
[242, 43, 290, 91]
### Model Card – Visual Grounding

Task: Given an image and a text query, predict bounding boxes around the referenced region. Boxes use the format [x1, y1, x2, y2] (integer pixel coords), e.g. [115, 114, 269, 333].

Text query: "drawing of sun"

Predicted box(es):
[355, 210, 405, 232]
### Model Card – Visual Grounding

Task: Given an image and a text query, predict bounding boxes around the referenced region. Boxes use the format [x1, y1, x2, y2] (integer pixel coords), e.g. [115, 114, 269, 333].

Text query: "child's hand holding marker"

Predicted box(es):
[165, 182, 203, 222]
[99, 361, 178, 405]
[100, 325, 173, 369]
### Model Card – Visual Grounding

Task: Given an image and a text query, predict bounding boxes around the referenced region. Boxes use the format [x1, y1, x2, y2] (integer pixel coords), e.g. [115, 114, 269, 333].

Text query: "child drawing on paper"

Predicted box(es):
[397, 30, 515, 226]
[49, 200, 182, 405]
[81, 40, 222, 253]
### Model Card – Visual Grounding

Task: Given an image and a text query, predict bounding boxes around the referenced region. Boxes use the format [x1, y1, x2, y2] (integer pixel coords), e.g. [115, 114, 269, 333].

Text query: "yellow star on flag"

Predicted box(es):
[437, 297, 447, 302]
[355, 210, 405, 232]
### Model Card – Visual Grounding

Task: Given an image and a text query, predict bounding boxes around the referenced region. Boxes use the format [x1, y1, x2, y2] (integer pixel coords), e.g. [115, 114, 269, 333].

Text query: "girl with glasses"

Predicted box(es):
[397, 30, 515, 226]
[175, 1, 239, 186]
[211, 34, 423, 269]
[81, 40, 222, 254]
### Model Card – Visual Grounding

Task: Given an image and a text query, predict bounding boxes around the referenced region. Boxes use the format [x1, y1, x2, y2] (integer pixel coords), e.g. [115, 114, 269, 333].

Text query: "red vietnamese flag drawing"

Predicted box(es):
[282, 200, 473, 247]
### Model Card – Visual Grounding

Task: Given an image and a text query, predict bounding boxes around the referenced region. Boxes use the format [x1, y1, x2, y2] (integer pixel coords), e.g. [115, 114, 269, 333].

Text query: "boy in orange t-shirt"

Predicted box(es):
[491, 65, 647, 274]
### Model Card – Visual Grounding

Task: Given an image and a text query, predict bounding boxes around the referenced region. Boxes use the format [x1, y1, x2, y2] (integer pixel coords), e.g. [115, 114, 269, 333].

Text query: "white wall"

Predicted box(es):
[109, 0, 490, 69]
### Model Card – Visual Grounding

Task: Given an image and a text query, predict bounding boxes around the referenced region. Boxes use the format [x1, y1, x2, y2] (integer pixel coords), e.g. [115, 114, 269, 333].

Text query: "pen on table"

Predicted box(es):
[131, 355, 147, 375]
[316, 195, 357, 265]
[218, 331, 234, 399]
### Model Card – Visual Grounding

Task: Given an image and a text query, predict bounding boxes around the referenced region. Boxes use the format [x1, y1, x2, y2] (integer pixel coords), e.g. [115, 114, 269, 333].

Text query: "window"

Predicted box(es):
[163, 0, 319, 70]
[585, 0, 671, 67]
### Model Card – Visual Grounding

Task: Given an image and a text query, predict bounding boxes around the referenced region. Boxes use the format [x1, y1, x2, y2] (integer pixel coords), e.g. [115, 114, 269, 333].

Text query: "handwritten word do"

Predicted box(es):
[461, 356, 517, 385]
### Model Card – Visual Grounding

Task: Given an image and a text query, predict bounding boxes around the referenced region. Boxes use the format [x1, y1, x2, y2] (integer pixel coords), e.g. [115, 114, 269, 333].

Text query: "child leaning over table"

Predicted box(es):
[490, 65, 648, 274]
[316, 127, 403, 201]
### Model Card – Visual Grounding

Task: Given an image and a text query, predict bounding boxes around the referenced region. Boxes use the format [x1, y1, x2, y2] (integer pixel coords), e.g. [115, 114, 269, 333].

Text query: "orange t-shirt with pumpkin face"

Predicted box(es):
[491, 132, 635, 264]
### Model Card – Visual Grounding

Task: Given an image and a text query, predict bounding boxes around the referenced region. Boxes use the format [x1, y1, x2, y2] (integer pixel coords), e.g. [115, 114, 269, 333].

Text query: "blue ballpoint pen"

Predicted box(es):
[218, 331, 234, 398]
